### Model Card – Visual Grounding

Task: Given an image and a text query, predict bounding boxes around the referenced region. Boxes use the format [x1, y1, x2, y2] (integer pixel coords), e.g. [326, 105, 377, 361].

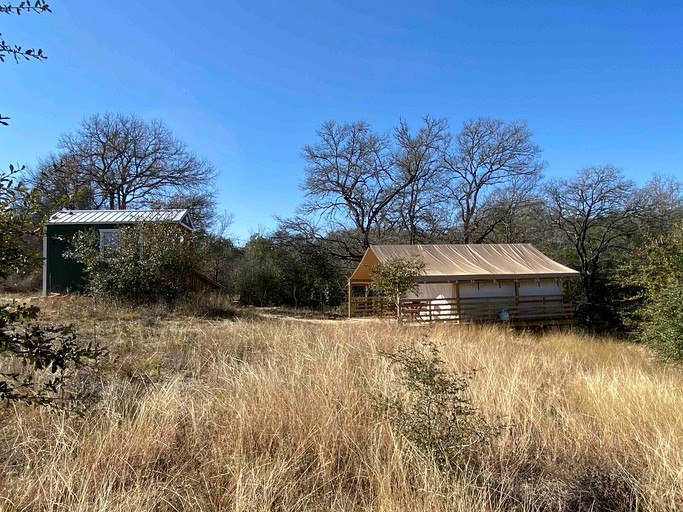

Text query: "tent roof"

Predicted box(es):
[350, 244, 579, 283]
[47, 209, 194, 230]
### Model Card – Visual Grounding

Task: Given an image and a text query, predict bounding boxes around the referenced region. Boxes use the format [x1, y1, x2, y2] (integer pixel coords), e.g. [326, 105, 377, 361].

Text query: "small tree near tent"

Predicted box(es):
[371, 256, 426, 320]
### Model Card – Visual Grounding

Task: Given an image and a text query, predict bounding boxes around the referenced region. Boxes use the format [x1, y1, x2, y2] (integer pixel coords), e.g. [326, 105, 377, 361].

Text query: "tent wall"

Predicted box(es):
[405, 283, 454, 299]
[458, 281, 516, 298]
[518, 278, 562, 296]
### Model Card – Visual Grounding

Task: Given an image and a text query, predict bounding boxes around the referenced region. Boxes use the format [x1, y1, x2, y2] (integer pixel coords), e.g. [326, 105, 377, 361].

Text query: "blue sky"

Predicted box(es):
[2, 0, 682, 242]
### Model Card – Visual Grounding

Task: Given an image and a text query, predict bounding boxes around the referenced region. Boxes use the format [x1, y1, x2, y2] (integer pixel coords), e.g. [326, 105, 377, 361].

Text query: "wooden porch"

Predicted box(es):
[349, 294, 574, 326]
[348, 295, 395, 318]
[399, 294, 574, 326]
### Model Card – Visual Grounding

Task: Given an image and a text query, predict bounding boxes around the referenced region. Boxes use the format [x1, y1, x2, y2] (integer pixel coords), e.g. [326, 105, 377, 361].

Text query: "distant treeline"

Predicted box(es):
[11, 113, 683, 335]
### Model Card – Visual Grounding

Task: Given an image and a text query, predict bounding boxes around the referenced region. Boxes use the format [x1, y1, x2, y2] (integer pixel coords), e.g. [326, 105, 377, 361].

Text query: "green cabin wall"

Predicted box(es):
[44, 223, 130, 294]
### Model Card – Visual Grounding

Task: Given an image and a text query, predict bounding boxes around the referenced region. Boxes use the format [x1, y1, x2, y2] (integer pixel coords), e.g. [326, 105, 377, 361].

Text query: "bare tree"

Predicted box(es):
[544, 165, 640, 328]
[276, 215, 368, 262]
[635, 174, 683, 238]
[478, 178, 544, 243]
[389, 117, 449, 244]
[150, 191, 218, 232]
[199, 211, 237, 287]
[440, 118, 544, 243]
[47, 113, 216, 210]
[300, 118, 452, 258]
[28, 154, 98, 213]
[301, 120, 395, 252]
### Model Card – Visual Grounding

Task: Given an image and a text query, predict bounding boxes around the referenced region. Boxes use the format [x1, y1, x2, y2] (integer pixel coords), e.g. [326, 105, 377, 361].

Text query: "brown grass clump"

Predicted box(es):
[1, 296, 682, 511]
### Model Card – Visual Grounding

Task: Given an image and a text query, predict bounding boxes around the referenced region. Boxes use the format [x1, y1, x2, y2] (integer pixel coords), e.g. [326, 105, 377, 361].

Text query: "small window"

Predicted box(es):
[99, 229, 119, 259]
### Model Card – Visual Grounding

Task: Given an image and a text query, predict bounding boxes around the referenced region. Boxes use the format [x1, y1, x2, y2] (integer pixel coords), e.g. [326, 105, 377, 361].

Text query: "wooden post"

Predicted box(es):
[514, 280, 520, 320]
[543, 295, 547, 317]
[455, 281, 461, 323]
[348, 281, 352, 318]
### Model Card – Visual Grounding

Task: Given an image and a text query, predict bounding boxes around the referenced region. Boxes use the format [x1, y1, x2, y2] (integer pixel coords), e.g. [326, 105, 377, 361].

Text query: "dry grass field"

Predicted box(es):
[1, 296, 682, 511]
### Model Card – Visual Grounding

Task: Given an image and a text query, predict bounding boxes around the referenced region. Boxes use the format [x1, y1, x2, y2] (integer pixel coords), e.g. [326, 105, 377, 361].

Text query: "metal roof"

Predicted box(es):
[47, 209, 194, 230]
[350, 244, 580, 282]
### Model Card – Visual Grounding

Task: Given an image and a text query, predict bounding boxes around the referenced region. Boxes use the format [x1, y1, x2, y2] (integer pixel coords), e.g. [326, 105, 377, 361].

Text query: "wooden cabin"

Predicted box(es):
[42, 209, 221, 294]
[348, 244, 580, 326]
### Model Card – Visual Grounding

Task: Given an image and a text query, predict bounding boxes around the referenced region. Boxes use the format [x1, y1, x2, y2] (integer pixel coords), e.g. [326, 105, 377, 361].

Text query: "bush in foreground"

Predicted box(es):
[375, 339, 501, 470]
[1, 170, 104, 411]
[0, 302, 105, 410]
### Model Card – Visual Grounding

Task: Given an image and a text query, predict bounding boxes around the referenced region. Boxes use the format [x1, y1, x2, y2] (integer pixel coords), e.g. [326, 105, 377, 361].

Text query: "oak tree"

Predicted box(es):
[440, 118, 544, 243]
[46, 113, 216, 210]
[544, 165, 639, 328]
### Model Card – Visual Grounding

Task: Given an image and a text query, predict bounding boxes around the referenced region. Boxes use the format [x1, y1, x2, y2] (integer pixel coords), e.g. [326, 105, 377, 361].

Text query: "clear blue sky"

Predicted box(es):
[2, 0, 682, 242]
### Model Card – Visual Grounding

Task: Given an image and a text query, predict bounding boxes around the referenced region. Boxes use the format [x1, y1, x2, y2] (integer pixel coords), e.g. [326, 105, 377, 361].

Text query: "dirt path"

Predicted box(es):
[251, 310, 389, 325]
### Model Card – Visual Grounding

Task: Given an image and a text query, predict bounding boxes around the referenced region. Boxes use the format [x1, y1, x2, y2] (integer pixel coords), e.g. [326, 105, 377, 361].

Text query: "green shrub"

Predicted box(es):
[641, 285, 683, 360]
[66, 223, 203, 305]
[375, 340, 501, 470]
[622, 224, 683, 360]
[0, 302, 105, 410]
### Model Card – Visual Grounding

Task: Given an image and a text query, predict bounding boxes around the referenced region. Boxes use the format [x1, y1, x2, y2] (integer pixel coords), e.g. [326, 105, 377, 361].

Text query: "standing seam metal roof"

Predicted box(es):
[47, 209, 193, 229]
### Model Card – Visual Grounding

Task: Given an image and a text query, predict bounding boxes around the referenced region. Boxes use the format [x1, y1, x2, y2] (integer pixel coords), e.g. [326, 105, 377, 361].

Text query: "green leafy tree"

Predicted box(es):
[1, 169, 104, 408]
[66, 223, 204, 304]
[0, 303, 104, 408]
[623, 225, 683, 360]
[370, 256, 426, 319]
[0, 167, 40, 274]
[236, 235, 287, 306]
[271, 229, 348, 309]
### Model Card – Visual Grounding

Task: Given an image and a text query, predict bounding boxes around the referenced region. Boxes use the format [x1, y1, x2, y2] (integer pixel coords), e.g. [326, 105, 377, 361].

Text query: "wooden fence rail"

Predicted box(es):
[349, 294, 574, 326]
[349, 296, 395, 318]
[399, 294, 573, 326]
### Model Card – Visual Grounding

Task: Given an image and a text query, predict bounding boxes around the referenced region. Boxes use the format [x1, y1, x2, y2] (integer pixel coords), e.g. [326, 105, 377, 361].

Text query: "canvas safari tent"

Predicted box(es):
[348, 244, 580, 325]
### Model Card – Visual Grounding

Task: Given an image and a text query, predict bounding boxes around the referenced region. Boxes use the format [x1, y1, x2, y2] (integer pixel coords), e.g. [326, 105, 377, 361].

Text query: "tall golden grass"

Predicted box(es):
[1, 296, 682, 511]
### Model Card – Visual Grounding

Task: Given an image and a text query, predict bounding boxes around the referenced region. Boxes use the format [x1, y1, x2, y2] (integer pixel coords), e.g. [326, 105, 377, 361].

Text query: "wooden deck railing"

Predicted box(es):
[349, 296, 395, 318]
[398, 294, 574, 326]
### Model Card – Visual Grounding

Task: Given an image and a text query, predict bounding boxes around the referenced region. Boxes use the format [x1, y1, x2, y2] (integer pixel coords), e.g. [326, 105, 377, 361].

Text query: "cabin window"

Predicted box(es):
[99, 229, 119, 259]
